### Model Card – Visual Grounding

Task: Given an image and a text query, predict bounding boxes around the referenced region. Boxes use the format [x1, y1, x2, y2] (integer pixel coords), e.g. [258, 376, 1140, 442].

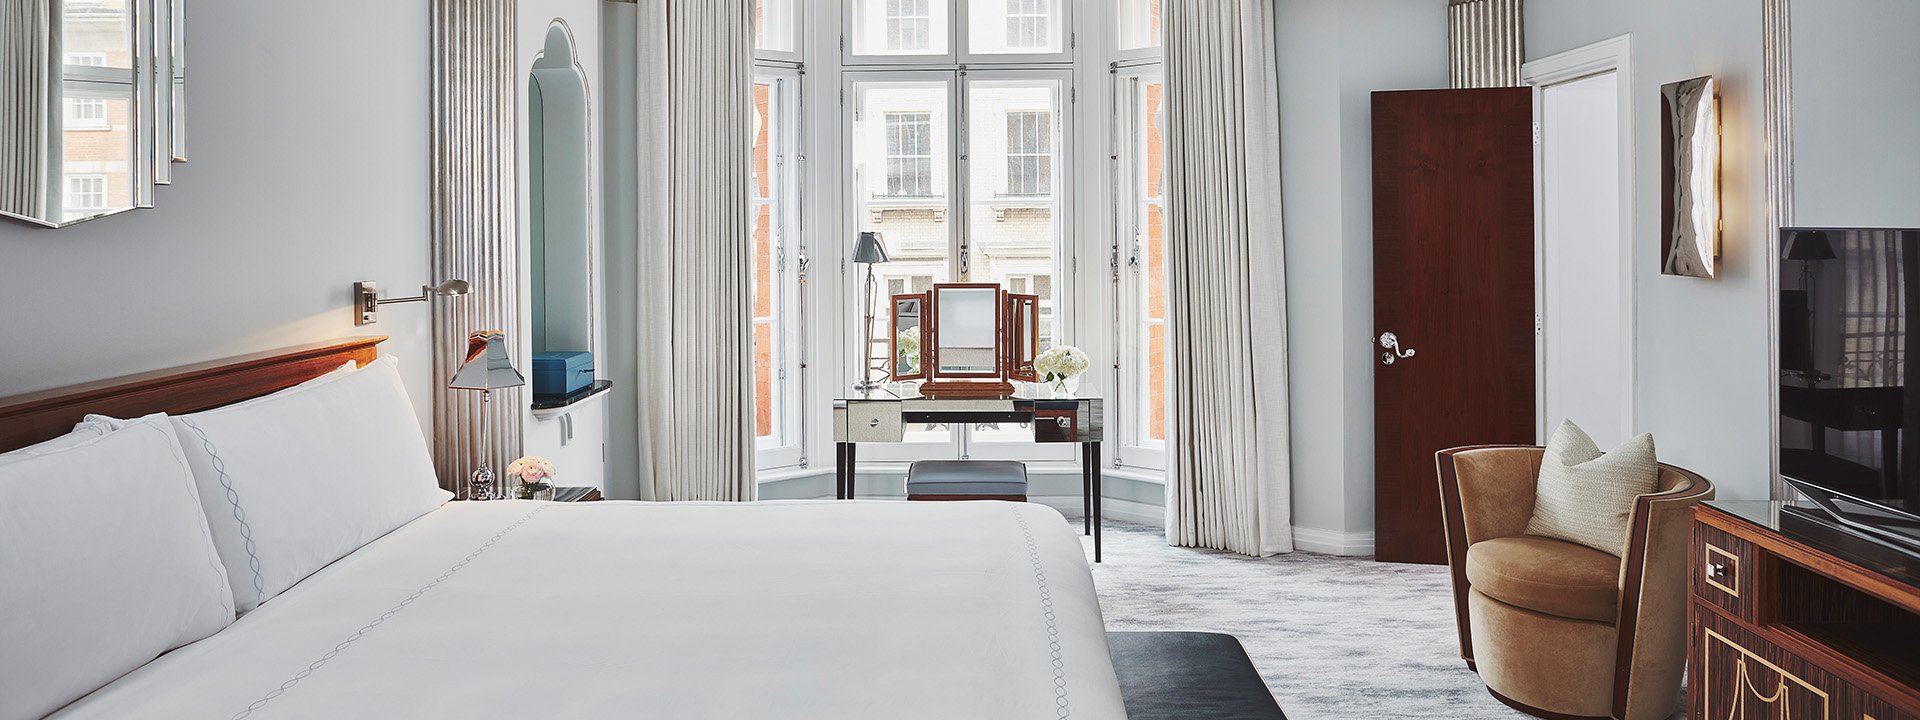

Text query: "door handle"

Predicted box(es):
[1379, 332, 1416, 365]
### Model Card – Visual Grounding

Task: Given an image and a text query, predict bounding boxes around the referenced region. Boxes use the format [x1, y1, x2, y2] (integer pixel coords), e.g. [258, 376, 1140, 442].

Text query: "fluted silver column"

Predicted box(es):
[1447, 0, 1523, 89]
[430, 0, 522, 494]
[1764, 0, 1795, 500]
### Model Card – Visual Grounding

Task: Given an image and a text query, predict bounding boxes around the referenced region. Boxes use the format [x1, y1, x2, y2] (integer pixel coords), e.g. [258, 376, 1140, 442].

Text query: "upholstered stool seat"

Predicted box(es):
[907, 460, 1028, 501]
[1466, 536, 1621, 623]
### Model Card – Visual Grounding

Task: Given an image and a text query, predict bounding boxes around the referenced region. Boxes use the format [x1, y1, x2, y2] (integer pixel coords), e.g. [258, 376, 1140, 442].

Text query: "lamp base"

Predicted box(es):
[468, 465, 498, 501]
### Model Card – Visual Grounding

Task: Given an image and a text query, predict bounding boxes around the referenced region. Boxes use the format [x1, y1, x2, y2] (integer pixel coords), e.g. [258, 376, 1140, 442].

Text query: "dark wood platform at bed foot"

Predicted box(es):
[1108, 631, 1288, 720]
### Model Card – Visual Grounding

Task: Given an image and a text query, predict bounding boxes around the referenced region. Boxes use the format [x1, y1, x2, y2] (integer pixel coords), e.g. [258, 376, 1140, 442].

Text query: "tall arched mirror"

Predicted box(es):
[527, 21, 594, 369]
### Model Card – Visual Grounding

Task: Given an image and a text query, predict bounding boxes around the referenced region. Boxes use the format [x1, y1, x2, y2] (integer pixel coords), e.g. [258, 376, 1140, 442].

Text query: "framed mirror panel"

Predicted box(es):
[890, 292, 927, 380]
[1006, 292, 1038, 382]
[930, 283, 1004, 379]
[2, 0, 188, 228]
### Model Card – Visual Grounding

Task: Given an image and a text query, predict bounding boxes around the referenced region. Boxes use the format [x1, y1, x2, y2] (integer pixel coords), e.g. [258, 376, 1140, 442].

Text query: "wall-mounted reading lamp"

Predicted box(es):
[354, 279, 472, 326]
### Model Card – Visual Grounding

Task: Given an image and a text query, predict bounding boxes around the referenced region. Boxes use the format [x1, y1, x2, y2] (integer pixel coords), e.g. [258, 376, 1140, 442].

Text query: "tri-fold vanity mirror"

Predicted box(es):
[1, 0, 188, 228]
[891, 283, 1040, 398]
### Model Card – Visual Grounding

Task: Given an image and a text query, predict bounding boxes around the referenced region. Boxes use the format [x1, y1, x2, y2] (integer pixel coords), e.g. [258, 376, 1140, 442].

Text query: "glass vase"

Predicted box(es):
[1050, 375, 1081, 399]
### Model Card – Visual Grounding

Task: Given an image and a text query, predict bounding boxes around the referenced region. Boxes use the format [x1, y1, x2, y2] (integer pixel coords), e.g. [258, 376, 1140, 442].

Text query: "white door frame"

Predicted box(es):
[1522, 34, 1636, 443]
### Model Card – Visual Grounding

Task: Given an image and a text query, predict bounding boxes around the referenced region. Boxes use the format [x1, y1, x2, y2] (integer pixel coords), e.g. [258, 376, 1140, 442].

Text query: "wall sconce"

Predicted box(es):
[354, 279, 472, 325]
[1659, 75, 1720, 278]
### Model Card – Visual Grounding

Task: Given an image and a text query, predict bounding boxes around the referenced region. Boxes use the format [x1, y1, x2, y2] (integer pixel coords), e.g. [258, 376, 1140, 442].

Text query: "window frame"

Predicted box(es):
[1112, 0, 1162, 64]
[754, 0, 805, 63]
[949, 68, 1076, 462]
[754, 66, 809, 471]
[66, 97, 110, 129]
[1003, 108, 1051, 196]
[881, 110, 936, 196]
[842, 0, 1072, 67]
[1111, 63, 1166, 471]
[65, 174, 109, 211]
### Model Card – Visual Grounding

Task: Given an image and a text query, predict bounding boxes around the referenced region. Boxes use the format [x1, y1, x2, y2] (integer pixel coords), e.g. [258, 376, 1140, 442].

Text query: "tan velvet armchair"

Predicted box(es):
[1433, 445, 1713, 720]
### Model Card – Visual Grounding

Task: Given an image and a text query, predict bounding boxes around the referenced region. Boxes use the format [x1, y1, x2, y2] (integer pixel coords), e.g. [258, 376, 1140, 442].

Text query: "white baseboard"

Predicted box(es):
[1291, 526, 1375, 557]
[1029, 495, 1163, 528]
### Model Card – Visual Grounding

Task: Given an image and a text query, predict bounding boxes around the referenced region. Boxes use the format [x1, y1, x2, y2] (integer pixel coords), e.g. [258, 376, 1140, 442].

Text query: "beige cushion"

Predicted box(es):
[1466, 536, 1621, 622]
[1525, 420, 1658, 555]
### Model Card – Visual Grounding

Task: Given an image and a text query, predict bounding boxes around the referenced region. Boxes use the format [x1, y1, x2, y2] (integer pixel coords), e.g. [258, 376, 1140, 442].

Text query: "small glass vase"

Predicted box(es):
[515, 480, 554, 501]
[1049, 375, 1081, 399]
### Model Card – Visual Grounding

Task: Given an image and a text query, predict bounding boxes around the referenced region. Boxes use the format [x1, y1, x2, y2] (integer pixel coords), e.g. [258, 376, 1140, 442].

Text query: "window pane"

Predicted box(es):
[968, 78, 1061, 444]
[755, 0, 798, 54]
[752, 79, 789, 448]
[1135, 79, 1167, 443]
[60, 89, 134, 222]
[969, 0, 1062, 55]
[853, 80, 954, 443]
[1118, 0, 1161, 51]
[850, 0, 950, 56]
[63, 0, 133, 70]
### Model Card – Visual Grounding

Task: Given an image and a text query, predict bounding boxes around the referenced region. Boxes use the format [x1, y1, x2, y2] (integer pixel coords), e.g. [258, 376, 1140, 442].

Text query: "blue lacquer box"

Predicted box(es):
[531, 351, 594, 399]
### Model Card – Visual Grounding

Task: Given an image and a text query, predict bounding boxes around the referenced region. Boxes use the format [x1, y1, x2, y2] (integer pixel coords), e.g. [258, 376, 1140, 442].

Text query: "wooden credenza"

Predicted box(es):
[1691, 502, 1920, 720]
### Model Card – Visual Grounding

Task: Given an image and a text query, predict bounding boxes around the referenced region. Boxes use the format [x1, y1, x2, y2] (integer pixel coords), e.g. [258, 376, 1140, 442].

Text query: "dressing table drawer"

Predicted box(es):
[837, 401, 903, 443]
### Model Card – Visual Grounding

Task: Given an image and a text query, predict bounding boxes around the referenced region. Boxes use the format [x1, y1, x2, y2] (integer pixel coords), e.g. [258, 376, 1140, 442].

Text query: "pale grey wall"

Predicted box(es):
[1790, 0, 1920, 227]
[0, 0, 436, 430]
[1277, 0, 1448, 542]
[600, 1, 642, 500]
[1528, 1, 1773, 500]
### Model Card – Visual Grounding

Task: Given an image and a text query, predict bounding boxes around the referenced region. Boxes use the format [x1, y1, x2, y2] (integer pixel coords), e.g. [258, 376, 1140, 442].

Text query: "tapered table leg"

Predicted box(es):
[835, 442, 848, 499]
[1082, 443, 1113, 568]
[845, 443, 858, 499]
[1081, 443, 1093, 536]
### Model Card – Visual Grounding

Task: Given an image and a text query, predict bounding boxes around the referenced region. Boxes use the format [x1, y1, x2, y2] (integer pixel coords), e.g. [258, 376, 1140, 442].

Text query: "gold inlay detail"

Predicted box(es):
[1702, 627, 1829, 720]
[1705, 543, 1741, 598]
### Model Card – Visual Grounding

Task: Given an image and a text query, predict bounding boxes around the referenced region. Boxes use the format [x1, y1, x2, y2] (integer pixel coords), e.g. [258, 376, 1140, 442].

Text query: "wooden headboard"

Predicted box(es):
[0, 336, 387, 453]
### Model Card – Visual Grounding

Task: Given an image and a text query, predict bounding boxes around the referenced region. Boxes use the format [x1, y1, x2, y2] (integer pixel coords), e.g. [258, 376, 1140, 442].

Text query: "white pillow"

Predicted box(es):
[167, 355, 451, 613]
[1525, 420, 1660, 556]
[0, 420, 113, 467]
[80, 360, 361, 434]
[0, 415, 234, 720]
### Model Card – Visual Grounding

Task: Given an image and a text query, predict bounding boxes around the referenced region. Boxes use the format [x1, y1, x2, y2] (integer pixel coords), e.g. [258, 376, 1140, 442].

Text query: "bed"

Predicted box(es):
[0, 337, 1125, 720]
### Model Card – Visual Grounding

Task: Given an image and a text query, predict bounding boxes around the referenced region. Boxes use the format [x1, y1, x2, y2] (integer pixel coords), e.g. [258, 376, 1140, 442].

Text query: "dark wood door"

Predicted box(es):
[1372, 88, 1536, 565]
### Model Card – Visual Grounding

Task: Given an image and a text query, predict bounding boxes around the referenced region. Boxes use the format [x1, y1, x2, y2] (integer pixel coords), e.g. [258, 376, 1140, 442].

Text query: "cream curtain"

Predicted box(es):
[629, 0, 757, 502]
[0, 1, 52, 220]
[1162, 0, 1293, 556]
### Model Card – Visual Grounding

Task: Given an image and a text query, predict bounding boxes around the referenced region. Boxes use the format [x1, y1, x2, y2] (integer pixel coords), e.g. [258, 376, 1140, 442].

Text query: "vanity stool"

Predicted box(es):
[906, 460, 1028, 502]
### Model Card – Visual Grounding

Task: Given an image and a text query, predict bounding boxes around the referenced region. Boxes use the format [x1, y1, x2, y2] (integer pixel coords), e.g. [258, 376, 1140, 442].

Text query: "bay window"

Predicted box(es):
[749, 1, 1174, 481]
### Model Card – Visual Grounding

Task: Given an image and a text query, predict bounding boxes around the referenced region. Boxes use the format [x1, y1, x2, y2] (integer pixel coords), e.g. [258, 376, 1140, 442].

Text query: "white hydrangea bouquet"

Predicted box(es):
[1034, 345, 1090, 398]
[506, 455, 555, 499]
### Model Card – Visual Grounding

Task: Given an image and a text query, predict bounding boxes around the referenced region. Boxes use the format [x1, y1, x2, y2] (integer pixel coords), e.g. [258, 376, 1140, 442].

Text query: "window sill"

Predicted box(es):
[753, 463, 1164, 486]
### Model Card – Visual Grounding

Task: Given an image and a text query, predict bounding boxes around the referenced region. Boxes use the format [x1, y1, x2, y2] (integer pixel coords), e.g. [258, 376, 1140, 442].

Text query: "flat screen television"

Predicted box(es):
[1778, 226, 1920, 551]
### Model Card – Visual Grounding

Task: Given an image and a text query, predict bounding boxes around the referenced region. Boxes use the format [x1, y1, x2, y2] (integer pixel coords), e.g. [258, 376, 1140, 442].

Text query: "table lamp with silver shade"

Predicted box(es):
[449, 331, 525, 500]
[852, 231, 891, 396]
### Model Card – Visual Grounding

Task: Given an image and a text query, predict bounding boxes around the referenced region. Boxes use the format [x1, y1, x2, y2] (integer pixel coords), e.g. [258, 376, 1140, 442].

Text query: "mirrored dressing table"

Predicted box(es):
[832, 395, 1105, 562]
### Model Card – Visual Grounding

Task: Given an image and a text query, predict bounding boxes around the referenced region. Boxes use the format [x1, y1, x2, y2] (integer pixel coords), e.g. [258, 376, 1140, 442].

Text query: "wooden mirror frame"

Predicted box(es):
[889, 292, 928, 381]
[1006, 293, 1039, 382]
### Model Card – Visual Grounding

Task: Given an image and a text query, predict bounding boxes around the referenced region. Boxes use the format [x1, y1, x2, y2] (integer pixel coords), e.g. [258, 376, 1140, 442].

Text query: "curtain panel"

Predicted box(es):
[629, 0, 757, 502]
[0, 1, 52, 220]
[1162, 0, 1293, 556]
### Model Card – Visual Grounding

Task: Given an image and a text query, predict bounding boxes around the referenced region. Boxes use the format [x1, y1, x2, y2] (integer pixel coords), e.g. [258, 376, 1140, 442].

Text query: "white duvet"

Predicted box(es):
[53, 500, 1125, 720]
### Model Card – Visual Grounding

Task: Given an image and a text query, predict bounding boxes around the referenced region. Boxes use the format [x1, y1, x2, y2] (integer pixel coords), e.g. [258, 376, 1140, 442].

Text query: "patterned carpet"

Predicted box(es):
[1079, 520, 1686, 720]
